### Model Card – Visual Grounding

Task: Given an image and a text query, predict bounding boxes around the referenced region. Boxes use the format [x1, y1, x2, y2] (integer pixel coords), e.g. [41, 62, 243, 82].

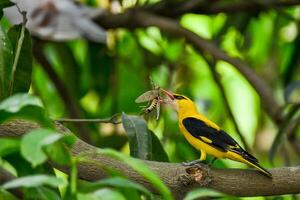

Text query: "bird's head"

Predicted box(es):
[161, 89, 197, 114]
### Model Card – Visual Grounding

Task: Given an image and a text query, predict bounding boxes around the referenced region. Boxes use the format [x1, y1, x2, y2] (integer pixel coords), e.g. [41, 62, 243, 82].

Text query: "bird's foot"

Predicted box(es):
[181, 159, 203, 166]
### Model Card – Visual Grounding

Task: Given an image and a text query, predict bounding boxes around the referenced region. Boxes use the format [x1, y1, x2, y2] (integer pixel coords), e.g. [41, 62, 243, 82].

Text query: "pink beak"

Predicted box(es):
[160, 88, 174, 100]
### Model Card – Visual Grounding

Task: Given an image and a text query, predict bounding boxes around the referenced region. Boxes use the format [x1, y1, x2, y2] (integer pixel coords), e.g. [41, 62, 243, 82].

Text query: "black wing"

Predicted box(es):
[182, 117, 258, 162]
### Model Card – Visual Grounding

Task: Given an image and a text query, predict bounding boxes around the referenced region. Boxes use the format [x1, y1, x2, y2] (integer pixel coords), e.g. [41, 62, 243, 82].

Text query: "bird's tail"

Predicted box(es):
[242, 156, 272, 178]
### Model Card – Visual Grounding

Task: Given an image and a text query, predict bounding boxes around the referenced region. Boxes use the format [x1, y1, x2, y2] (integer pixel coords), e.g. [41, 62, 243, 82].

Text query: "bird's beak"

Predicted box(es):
[160, 88, 174, 100]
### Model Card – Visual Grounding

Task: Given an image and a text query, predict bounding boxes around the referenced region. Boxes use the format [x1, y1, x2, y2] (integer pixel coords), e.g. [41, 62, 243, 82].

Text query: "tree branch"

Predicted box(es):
[146, 0, 300, 16]
[95, 10, 283, 124]
[1, 120, 300, 199]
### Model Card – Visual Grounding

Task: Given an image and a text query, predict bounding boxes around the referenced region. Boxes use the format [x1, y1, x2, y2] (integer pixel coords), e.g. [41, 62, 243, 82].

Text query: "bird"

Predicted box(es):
[161, 89, 272, 178]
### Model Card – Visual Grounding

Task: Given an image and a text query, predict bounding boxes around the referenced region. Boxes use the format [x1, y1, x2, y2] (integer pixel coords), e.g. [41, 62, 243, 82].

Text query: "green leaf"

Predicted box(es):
[78, 188, 126, 200]
[122, 113, 152, 160]
[7, 24, 32, 95]
[80, 177, 151, 197]
[0, 188, 18, 200]
[149, 130, 169, 162]
[0, 25, 13, 100]
[184, 188, 227, 200]
[99, 149, 173, 200]
[2, 175, 65, 189]
[0, 93, 53, 128]
[0, 0, 15, 9]
[122, 113, 169, 162]
[20, 128, 72, 167]
[0, 138, 20, 156]
[24, 187, 61, 200]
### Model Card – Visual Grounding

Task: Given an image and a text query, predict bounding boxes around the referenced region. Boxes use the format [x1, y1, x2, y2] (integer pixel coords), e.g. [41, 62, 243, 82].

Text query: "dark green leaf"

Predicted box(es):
[44, 140, 73, 166]
[49, 43, 81, 98]
[2, 175, 65, 189]
[122, 113, 152, 160]
[0, 138, 20, 156]
[184, 188, 228, 200]
[0, 10, 3, 20]
[87, 42, 113, 98]
[79, 177, 151, 197]
[7, 25, 32, 95]
[0, 0, 14, 9]
[149, 131, 169, 162]
[24, 187, 61, 200]
[99, 149, 173, 200]
[0, 25, 13, 100]
[0, 93, 53, 128]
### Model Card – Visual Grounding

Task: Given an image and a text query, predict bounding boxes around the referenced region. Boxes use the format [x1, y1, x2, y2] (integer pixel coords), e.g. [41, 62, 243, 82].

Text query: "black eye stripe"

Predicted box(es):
[174, 95, 186, 100]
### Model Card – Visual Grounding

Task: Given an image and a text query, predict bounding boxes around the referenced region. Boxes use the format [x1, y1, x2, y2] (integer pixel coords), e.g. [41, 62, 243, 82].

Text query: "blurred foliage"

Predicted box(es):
[0, 0, 300, 199]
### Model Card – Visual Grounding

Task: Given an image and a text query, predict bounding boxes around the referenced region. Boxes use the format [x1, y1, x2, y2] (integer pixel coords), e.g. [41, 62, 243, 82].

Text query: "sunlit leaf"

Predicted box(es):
[79, 177, 151, 197]
[184, 188, 227, 200]
[2, 175, 65, 189]
[0, 138, 20, 156]
[99, 149, 173, 200]
[0, 93, 53, 128]
[7, 25, 32, 95]
[20, 128, 73, 167]
[122, 113, 152, 160]
[77, 188, 126, 200]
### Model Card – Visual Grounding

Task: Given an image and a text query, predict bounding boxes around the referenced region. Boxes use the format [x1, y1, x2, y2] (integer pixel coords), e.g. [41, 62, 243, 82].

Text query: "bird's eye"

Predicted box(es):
[174, 95, 186, 100]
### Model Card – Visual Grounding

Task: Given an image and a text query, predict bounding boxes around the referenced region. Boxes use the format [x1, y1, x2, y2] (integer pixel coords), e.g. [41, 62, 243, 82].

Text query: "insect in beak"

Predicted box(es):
[160, 88, 174, 100]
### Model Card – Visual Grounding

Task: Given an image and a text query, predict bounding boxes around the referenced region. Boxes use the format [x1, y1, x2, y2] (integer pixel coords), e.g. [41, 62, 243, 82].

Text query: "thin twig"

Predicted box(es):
[269, 104, 300, 164]
[56, 114, 122, 125]
[205, 57, 250, 152]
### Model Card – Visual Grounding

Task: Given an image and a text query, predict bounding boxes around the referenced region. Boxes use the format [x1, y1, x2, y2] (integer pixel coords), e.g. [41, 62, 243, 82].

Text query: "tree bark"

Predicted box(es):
[0, 120, 300, 199]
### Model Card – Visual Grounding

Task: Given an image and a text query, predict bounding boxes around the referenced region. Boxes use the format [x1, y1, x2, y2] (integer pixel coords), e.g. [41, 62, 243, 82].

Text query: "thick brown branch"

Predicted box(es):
[147, 0, 300, 16]
[95, 10, 283, 124]
[1, 120, 300, 199]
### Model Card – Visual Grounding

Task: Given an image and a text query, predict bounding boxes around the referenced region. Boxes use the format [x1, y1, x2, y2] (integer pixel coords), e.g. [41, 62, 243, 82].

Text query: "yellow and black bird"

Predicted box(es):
[161, 89, 272, 178]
